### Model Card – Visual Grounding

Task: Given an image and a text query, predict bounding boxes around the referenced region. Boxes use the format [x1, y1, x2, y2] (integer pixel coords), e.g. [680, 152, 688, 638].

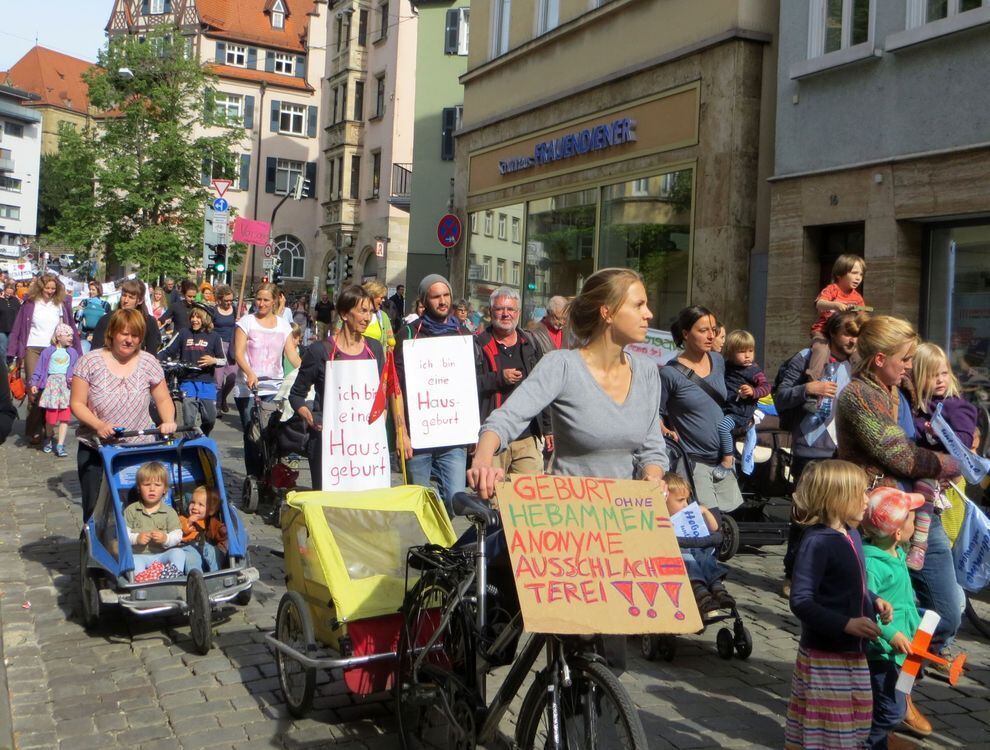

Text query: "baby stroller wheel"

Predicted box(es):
[716, 628, 734, 660]
[187, 570, 213, 655]
[733, 624, 753, 660]
[717, 515, 740, 562]
[640, 634, 658, 661]
[79, 539, 100, 630]
[275, 591, 316, 718]
[242, 476, 260, 513]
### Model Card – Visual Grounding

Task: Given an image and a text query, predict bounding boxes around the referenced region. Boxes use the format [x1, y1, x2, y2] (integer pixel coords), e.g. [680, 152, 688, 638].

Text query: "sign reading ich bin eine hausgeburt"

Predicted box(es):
[496, 476, 702, 636]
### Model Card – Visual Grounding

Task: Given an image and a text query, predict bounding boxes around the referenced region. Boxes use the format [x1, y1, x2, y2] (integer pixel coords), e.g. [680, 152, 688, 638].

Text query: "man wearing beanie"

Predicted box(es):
[394, 274, 472, 514]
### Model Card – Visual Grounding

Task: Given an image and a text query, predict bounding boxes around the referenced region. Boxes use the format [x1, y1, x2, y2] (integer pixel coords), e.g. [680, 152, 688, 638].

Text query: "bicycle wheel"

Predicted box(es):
[516, 657, 649, 750]
[966, 591, 990, 640]
[395, 570, 476, 750]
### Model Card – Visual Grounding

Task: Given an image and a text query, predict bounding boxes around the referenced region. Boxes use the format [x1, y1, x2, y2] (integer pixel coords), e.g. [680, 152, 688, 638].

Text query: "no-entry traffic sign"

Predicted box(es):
[437, 214, 462, 248]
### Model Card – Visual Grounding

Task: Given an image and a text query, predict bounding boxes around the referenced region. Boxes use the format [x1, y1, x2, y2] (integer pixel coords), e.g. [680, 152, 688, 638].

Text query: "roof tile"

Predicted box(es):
[3, 46, 95, 115]
[201, 0, 317, 54]
[206, 63, 314, 92]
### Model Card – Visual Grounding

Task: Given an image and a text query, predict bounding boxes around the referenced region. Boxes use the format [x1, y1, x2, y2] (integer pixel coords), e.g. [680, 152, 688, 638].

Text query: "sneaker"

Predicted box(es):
[55, 444, 67, 458]
[42, 439, 54, 454]
[712, 465, 733, 482]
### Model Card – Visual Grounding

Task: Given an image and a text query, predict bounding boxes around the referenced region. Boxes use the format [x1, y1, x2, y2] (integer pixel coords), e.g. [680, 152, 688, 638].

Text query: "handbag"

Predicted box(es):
[8, 366, 26, 402]
[952, 498, 990, 593]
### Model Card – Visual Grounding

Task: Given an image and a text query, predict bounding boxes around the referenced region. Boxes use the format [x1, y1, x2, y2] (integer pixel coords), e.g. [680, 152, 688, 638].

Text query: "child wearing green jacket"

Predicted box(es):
[862, 486, 927, 749]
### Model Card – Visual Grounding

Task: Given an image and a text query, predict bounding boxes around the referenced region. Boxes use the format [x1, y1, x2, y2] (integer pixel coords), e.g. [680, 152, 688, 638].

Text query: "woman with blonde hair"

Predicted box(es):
[9, 273, 81, 444]
[835, 316, 961, 733]
[361, 279, 394, 350]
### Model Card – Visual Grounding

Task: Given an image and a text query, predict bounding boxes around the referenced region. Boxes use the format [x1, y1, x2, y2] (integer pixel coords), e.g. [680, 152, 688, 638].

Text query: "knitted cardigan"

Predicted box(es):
[835, 373, 959, 488]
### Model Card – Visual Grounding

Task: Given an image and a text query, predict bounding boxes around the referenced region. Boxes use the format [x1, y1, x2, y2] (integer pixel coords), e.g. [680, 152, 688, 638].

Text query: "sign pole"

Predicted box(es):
[390, 391, 408, 485]
[237, 244, 253, 316]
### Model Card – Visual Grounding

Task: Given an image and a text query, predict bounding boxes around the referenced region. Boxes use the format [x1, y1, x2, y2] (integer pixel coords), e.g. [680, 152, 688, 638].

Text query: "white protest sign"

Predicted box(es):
[671, 502, 710, 538]
[101, 282, 116, 296]
[403, 335, 480, 450]
[627, 328, 681, 365]
[321, 359, 390, 491]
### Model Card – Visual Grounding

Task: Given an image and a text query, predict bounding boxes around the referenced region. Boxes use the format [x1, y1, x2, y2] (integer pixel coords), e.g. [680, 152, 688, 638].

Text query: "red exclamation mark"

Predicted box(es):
[611, 581, 639, 616]
[661, 581, 685, 620]
[637, 582, 659, 619]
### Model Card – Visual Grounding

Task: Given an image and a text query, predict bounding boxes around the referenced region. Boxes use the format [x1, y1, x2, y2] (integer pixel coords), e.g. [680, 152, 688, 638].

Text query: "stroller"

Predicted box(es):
[79, 429, 258, 654]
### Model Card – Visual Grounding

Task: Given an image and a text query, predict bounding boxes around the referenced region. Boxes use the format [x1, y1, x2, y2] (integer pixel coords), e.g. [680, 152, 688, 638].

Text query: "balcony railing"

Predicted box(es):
[389, 163, 411, 211]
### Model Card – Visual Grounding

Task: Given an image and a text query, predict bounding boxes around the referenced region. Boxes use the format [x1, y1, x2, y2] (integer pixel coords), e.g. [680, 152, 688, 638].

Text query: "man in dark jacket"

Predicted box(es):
[90, 279, 162, 353]
[159, 279, 197, 333]
[475, 286, 551, 474]
[0, 281, 21, 361]
[313, 292, 334, 341]
[385, 284, 404, 323]
[394, 275, 471, 514]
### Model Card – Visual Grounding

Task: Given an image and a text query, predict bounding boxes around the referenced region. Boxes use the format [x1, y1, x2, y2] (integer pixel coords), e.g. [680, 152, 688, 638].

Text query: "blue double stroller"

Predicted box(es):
[79, 429, 258, 654]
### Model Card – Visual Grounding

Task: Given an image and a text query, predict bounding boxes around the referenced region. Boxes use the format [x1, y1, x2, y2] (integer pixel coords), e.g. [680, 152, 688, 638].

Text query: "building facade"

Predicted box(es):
[768, 0, 990, 373]
[106, 0, 327, 291]
[321, 0, 417, 291]
[404, 0, 470, 309]
[453, 0, 779, 335]
[0, 85, 42, 260]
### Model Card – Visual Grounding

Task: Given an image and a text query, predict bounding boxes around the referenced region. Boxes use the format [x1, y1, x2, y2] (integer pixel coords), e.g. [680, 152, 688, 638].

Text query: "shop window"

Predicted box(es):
[598, 169, 693, 330]
[924, 224, 990, 390]
[808, 0, 871, 56]
[467, 203, 525, 315]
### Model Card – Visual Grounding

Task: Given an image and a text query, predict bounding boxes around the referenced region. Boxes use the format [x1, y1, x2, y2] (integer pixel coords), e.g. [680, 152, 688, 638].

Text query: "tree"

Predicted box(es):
[43, 31, 242, 278]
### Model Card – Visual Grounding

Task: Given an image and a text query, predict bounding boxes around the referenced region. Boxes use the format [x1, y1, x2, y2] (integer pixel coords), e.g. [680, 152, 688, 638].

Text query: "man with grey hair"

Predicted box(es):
[530, 294, 568, 354]
[474, 286, 552, 474]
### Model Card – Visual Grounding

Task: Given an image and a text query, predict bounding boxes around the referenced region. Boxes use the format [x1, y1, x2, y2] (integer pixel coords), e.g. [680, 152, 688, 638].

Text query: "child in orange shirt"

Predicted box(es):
[179, 486, 228, 572]
[807, 254, 867, 383]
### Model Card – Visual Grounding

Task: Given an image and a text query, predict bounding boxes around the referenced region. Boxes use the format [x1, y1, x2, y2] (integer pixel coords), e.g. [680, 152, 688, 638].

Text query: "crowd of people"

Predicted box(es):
[0, 252, 985, 749]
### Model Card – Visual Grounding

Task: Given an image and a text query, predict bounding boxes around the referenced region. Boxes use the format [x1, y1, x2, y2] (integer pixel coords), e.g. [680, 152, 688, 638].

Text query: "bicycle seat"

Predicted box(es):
[452, 492, 498, 527]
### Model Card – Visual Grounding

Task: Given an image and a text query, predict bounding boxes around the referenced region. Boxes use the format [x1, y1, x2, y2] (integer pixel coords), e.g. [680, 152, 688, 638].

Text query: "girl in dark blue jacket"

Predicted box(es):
[785, 459, 894, 750]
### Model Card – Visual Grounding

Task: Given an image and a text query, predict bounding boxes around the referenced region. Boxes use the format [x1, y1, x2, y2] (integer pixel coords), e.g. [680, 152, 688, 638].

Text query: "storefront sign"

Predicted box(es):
[321, 359, 391, 491]
[402, 335, 480, 449]
[497, 475, 702, 635]
[498, 118, 637, 176]
[626, 328, 680, 365]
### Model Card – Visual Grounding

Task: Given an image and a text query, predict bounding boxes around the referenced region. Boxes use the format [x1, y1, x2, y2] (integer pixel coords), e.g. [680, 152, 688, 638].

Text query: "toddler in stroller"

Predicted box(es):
[179, 485, 229, 572]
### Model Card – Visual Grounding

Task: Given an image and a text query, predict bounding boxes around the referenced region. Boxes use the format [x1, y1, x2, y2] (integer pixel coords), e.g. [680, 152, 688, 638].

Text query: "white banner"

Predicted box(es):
[931, 402, 990, 485]
[671, 502, 710, 538]
[403, 335, 480, 450]
[626, 328, 681, 365]
[321, 359, 390, 491]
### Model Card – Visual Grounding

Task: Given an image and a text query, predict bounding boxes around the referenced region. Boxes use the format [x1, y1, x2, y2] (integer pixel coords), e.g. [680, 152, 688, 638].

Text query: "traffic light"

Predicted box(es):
[292, 176, 311, 200]
[342, 254, 353, 281]
[209, 245, 227, 274]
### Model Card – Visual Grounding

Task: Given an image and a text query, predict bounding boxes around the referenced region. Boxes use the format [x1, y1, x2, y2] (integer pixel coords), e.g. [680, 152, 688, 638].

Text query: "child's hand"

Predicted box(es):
[188, 508, 204, 523]
[30, 386, 38, 395]
[737, 384, 754, 399]
[844, 617, 880, 640]
[875, 597, 894, 624]
[837, 302, 850, 312]
[137, 532, 152, 545]
[890, 632, 912, 655]
[149, 530, 167, 544]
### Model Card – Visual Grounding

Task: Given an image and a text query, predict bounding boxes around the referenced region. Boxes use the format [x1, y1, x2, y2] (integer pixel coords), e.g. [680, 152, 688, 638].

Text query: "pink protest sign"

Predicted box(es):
[232, 217, 271, 246]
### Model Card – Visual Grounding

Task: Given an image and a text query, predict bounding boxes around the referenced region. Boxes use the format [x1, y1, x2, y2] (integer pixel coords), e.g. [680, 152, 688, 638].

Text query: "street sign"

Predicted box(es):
[263, 244, 274, 258]
[211, 179, 232, 197]
[375, 239, 385, 258]
[263, 258, 274, 270]
[437, 213, 462, 248]
[212, 197, 229, 212]
[213, 213, 229, 236]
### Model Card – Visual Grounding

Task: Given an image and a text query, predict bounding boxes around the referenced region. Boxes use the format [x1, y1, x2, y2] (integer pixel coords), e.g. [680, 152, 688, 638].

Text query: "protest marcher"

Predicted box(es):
[313, 292, 334, 342]
[362, 280, 394, 351]
[211, 285, 238, 414]
[385, 284, 404, 322]
[158, 307, 225, 436]
[0, 357, 17, 444]
[0, 281, 22, 361]
[75, 281, 110, 355]
[394, 274, 472, 513]
[150, 286, 168, 321]
[90, 279, 161, 354]
[453, 299, 476, 333]
[474, 286, 551, 475]
[159, 280, 197, 333]
[162, 277, 181, 305]
[529, 295, 568, 355]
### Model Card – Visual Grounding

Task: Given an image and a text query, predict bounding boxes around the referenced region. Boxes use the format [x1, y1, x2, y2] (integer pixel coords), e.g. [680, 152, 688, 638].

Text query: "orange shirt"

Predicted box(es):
[179, 514, 228, 553]
[811, 283, 865, 335]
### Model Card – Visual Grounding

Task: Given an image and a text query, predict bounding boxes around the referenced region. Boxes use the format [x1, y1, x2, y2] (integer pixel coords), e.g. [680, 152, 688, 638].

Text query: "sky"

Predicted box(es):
[0, 0, 110, 69]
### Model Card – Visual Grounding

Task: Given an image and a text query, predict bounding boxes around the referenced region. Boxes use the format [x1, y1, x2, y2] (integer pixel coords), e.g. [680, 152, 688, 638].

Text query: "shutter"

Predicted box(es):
[440, 107, 456, 161]
[215, 42, 226, 64]
[247, 47, 258, 69]
[265, 51, 275, 72]
[265, 157, 277, 194]
[201, 158, 211, 187]
[239, 154, 251, 191]
[141, 0, 150, 15]
[444, 10, 459, 54]
[307, 106, 318, 138]
[163, 0, 172, 12]
[304, 162, 317, 198]
[295, 56, 306, 78]
[243, 94, 254, 129]
[270, 100, 280, 132]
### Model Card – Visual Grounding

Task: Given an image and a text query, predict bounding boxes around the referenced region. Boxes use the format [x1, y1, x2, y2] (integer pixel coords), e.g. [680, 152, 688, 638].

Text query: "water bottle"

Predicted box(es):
[813, 361, 838, 426]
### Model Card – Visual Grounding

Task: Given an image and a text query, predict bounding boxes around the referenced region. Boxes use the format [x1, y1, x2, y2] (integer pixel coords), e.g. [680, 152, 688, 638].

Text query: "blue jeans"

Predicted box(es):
[681, 546, 727, 588]
[407, 446, 467, 516]
[133, 548, 187, 574]
[867, 659, 906, 749]
[909, 513, 964, 652]
[235, 395, 273, 477]
[183, 542, 225, 573]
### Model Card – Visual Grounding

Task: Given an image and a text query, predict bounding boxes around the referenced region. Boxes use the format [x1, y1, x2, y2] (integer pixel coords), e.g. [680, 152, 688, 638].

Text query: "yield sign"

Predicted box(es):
[211, 178, 232, 198]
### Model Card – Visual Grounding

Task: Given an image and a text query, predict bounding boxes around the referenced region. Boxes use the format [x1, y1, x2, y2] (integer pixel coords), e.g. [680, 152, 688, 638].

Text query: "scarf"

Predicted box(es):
[416, 314, 461, 337]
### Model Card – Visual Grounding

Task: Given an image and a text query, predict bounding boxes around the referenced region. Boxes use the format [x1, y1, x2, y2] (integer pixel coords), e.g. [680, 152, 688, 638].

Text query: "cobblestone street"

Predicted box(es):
[2, 412, 990, 749]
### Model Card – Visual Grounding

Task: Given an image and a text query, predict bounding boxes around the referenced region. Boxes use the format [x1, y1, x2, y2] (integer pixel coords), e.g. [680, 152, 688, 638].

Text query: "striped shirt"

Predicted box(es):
[74, 350, 164, 448]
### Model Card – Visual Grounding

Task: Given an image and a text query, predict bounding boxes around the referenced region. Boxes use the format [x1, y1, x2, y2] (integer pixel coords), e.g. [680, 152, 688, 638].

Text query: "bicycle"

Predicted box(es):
[395, 492, 649, 750]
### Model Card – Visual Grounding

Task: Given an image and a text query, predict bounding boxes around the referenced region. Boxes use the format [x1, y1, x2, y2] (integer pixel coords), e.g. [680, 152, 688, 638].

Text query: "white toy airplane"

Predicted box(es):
[895, 610, 966, 695]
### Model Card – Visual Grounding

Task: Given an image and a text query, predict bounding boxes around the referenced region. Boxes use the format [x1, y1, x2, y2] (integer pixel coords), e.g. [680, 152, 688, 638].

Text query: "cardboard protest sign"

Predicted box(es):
[402, 335, 480, 450]
[626, 328, 680, 365]
[497, 476, 702, 635]
[321, 359, 391, 491]
[671, 502, 710, 538]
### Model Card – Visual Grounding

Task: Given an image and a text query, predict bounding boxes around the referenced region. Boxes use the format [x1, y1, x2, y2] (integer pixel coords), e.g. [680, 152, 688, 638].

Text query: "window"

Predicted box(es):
[440, 105, 463, 161]
[0, 176, 21, 193]
[511, 261, 520, 285]
[332, 87, 339, 124]
[336, 156, 344, 198]
[271, 0, 286, 29]
[490, 0, 511, 57]
[0, 205, 20, 221]
[511, 217, 520, 243]
[354, 81, 364, 120]
[336, 15, 344, 50]
[279, 102, 305, 135]
[358, 9, 369, 45]
[496, 259, 506, 283]
[275, 159, 304, 194]
[498, 213, 507, 240]
[907, 0, 987, 25]
[214, 93, 243, 124]
[225, 44, 247, 66]
[149, 0, 165, 13]
[537, 0, 559, 35]
[483, 256, 492, 279]
[471, 214, 478, 233]
[444, 8, 470, 55]
[273, 234, 305, 278]
[273, 52, 295, 75]
[3, 122, 24, 138]
[350, 155, 361, 198]
[484, 212, 493, 236]
[371, 151, 382, 198]
[328, 159, 336, 199]
[808, 0, 871, 56]
[378, 2, 389, 40]
[375, 75, 386, 118]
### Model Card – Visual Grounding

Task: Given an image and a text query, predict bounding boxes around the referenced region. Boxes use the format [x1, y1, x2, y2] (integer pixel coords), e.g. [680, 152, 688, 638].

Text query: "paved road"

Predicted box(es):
[2, 410, 990, 749]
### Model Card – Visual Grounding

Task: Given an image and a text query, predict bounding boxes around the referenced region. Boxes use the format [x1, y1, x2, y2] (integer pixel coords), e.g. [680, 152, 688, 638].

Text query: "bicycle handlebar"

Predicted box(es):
[97, 427, 201, 445]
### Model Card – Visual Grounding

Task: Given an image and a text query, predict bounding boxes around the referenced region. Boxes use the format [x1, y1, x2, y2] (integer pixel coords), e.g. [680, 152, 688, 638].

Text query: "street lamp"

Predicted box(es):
[117, 67, 135, 79]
